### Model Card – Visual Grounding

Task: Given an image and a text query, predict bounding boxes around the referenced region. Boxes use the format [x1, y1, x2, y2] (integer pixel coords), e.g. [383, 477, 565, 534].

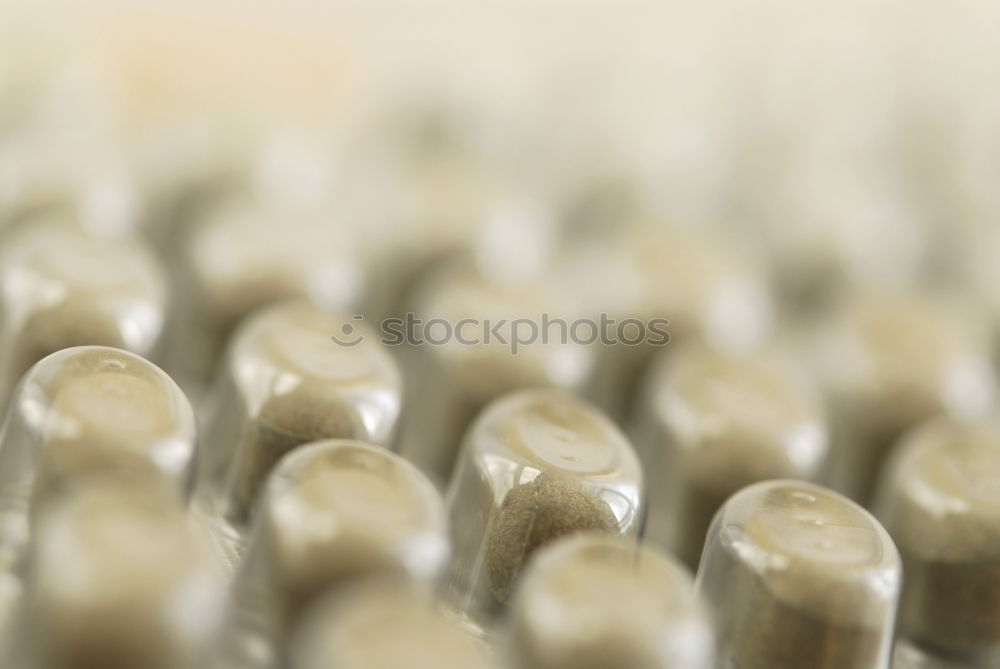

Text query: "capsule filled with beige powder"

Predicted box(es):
[812, 292, 996, 502]
[222, 440, 449, 668]
[551, 223, 774, 418]
[5, 481, 225, 669]
[0, 346, 196, 568]
[507, 534, 714, 669]
[196, 299, 402, 538]
[399, 260, 595, 486]
[445, 388, 642, 621]
[633, 342, 829, 567]
[290, 580, 495, 669]
[875, 418, 1000, 666]
[696, 479, 902, 669]
[0, 219, 167, 404]
[168, 195, 365, 389]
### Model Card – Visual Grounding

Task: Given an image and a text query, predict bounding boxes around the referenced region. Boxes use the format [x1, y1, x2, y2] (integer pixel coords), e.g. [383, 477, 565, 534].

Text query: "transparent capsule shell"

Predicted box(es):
[0, 346, 196, 567]
[445, 388, 643, 620]
[197, 299, 403, 530]
[875, 418, 1000, 664]
[168, 195, 365, 387]
[507, 534, 714, 669]
[224, 440, 448, 666]
[633, 342, 829, 566]
[399, 260, 596, 486]
[552, 224, 774, 418]
[813, 293, 996, 501]
[7, 480, 225, 669]
[0, 219, 167, 404]
[696, 479, 902, 669]
[290, 579, 494, 669]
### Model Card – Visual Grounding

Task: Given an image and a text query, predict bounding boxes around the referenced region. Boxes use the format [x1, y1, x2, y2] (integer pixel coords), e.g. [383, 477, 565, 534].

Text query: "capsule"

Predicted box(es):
[0, 346, 196, 566]
[197, 299, 402, 533]
[0, 219, 167, 404]
[696, 480, 902, 669]
[224, 440, 448, 666]
[445, 388, 642, 620]
[753, 161, 930, 312]
[349, 103, 497, 324]
[508, 534, 714, 669]
[552, 224, 773, 417]
[875, 418, 1000, 664]
[399, 261, 595, 486]
[168, 195, 365, 388]
[634, 342, 829, 566]
[814, 293, 996, 501]
[290, 580, 494, 669]
[7, 481, 225, 669]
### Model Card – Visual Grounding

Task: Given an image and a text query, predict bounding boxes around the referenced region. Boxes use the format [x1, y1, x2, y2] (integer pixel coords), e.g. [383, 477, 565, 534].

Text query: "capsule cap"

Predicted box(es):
[876, 418, 1000, 658]
[637, 342, 828, 565]
[445, 388, 642, 616]
[13, 482, 224, 669]
[696, 479, 901, 669]
[509, 534, 714, 669]
[0, 221, 166, 400]
[227, 439, 449, 651]
[198, 299, 402, 523]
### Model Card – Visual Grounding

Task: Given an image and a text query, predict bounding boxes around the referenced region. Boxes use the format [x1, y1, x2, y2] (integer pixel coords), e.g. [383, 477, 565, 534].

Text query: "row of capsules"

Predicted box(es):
[3, 179, 1000, 669]
[2, 89, 1000, 669]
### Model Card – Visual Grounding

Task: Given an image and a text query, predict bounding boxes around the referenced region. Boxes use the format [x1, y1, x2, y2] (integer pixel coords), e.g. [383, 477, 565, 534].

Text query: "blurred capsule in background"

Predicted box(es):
[633, 342, 829, 567]
[696, 480, 901, 669]
[399, 259, 594, 486]
[6, 480, 224, 669]
[0, 346, 196, 568]
[196, 299, 402, 543]
[445, 388, 642, 621]
[290, 579, 494, 669]
[0, 64, 140, 236]
[168, 193, 365, 391]
[812, 292, 996, 502]
[553, 223, 773, 418]
[507, 534, 714, 669]
[0, 219, 167, 405]
[752, 161, 930, 314]
[875, 418, 1000, 666]
[223, 440, 448, 668]
[343, 99, 500, 324]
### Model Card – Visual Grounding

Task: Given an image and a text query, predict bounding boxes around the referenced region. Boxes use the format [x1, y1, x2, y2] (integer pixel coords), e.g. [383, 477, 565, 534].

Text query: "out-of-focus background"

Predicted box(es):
[3, 0, 999, 268]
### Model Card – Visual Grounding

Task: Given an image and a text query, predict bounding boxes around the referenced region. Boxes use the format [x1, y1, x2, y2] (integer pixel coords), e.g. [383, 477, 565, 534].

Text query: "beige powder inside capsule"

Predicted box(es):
[485, 473, 618, 604]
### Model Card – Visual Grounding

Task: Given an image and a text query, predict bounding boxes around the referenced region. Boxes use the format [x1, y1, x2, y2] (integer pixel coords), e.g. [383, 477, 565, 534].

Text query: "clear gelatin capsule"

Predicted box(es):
[400, 261, 595, 486]
[507, 534, 714, 669]
[445, 388, 642, 619]
[223, 440, 448, 667]
[814, 293, 996, 501]
[197, 299, 402, 532]
[552, 224, 773, 417]
[169, 196, 365, 387]
[633, 342, 829, 566]
[6, 481, 225, 669]
[696, 480, 902, 669]
[290, 580, 494, 669]
[875, 419, 1000, 666]
[0, 219, 167, 403]
[0, 346, 196, 566]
